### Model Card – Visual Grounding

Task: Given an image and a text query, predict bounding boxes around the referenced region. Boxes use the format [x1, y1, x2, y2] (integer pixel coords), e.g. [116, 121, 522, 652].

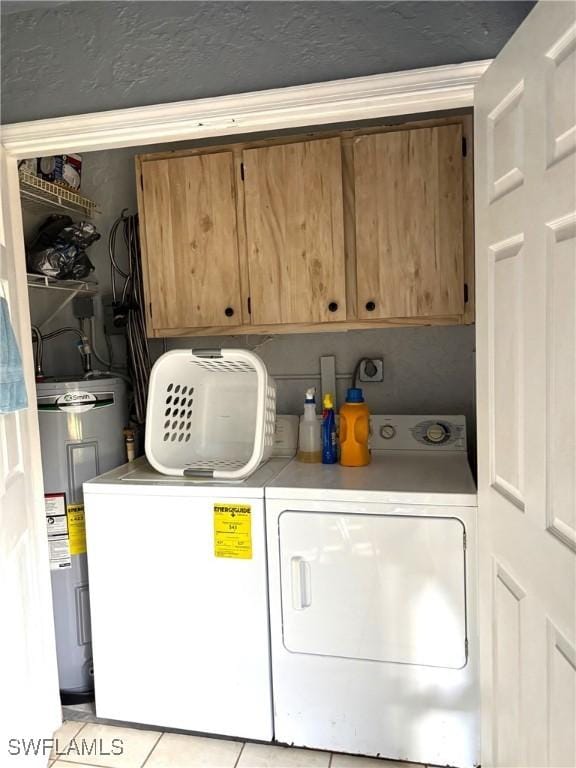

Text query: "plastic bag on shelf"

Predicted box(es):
[26, 215, 99, 280]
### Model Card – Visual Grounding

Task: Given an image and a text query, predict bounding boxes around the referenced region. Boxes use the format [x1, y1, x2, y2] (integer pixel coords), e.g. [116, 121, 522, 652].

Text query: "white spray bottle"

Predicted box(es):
[297, 387, 322, 463]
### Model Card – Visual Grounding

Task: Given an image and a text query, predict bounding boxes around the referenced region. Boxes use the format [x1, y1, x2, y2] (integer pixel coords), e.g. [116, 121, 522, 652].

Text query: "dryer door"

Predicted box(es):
[278, 510, 467, 668]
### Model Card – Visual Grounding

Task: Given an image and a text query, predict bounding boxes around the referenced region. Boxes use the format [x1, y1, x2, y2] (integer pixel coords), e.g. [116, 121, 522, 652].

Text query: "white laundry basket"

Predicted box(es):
[145, 348, 276, 480]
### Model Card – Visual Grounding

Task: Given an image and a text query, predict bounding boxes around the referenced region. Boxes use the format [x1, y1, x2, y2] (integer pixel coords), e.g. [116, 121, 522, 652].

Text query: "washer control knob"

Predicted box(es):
[426, 423, 449, 443]
[380, 424, 396, 440]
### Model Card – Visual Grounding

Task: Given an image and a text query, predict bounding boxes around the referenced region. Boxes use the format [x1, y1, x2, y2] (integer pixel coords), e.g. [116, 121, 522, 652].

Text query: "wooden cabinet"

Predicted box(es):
[243, 138, 346, 325]
[353, 125, 465, 320]
[137, 151, 242, 331]
[136, 117, 473, 337]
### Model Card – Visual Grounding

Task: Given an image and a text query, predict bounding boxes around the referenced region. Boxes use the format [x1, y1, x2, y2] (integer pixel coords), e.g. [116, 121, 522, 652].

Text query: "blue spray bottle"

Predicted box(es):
[322, 393, 337, 464]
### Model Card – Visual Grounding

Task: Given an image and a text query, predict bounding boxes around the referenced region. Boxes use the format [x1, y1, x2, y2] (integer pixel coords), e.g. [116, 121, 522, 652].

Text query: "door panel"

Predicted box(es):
[493, 562, 525, 767]
[67, 442, 99, 501]
[243, 138, 346, 325]
[279, 511, 467, 668]
[489, 234, 524, 508]
[546, 619, 576, 767]
[475, 3, 576, 765]
[139, 151, 242, 330]
[354, 125, 465, 319]
[546, 213, 576, 548]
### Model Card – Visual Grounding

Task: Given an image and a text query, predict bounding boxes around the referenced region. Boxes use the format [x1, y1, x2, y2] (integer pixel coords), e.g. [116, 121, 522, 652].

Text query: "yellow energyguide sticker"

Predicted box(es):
[214, 503, 252, 559]
[66, 503, 87, 556]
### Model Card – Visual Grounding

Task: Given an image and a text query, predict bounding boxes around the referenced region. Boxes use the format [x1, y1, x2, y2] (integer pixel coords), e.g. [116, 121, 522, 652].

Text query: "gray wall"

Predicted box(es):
[160, 327, 477, 458]
[2, 1, 535, 124]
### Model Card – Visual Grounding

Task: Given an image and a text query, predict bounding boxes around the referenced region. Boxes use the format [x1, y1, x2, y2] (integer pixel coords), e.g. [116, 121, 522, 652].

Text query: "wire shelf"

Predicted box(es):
[26, 273, 98, 330]
[19, 172, 99, 218]
[26, 273, 98, 294]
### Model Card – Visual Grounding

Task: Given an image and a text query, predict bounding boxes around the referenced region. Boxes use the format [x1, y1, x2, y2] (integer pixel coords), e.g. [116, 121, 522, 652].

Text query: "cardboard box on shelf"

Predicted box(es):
[37, 154, 82, 190]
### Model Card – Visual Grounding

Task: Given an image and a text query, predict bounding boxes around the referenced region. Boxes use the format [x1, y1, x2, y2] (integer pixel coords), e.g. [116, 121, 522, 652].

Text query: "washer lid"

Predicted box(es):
[83, 456, 292, 498]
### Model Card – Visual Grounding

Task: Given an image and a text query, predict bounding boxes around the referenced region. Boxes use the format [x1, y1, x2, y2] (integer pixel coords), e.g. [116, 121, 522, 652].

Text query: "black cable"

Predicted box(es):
[108, 210, 151, 424]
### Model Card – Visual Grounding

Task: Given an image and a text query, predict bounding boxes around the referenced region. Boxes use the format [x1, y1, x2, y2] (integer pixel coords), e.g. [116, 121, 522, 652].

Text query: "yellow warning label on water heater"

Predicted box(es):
[214, 503, 252, 559]
[66, 503, 87, 556]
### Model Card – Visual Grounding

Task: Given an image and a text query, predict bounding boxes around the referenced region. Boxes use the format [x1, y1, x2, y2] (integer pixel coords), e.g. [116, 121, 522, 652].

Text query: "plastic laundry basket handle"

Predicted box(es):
[191, 348, 222, 358]
[183, 468, 215, 478]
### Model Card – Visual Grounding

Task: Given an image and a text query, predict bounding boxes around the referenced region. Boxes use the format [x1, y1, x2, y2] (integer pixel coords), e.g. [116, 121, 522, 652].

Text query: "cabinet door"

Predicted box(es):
[354, 125, 465, 319]
[139, 152, 242, 331]
[243, 138, 346, 325]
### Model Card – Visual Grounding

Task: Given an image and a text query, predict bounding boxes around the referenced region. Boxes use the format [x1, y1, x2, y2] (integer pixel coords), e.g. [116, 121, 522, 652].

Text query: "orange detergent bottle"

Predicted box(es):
[339, 388, 370, 467]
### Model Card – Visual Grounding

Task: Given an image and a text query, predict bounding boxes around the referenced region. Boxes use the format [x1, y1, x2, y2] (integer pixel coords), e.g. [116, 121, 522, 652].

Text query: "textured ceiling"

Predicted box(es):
[1, 1, 536, 124]
[1, 1, 69, 15]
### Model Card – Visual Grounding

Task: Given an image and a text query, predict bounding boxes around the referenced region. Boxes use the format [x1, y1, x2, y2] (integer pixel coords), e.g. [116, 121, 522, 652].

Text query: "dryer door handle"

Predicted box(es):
[290, 556, 312, 610]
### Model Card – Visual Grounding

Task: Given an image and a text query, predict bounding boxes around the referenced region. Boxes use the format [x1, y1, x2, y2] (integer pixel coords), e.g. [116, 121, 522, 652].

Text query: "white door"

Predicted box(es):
[475, 2, 576, 766]
[0, 147, 60, 764]
[279, 510, 467, 668]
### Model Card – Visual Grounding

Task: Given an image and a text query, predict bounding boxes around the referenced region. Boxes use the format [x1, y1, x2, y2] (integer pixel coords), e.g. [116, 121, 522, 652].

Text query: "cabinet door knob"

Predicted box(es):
[365, 301, 376, 312]
[224, 307, 234, 317]
[328, 302, 338, 313]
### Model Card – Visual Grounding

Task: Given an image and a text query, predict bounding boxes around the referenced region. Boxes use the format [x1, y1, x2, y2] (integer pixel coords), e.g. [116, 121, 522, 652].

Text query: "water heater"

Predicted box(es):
[37, 376, 128, 700]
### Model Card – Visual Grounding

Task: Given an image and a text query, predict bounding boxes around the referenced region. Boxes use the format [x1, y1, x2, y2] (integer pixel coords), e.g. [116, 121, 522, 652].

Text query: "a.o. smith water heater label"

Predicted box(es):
[37, 391, 115, 414]
[214, 503, 252, 559]
[45, 493, 71, 570]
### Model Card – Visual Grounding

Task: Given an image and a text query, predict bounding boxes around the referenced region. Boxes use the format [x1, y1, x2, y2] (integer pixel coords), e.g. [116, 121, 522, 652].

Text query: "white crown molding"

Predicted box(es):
[0, 59, 491, 157]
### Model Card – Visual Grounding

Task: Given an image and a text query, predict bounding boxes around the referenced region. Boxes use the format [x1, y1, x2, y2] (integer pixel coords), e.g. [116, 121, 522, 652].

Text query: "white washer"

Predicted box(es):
[83, 441, 295, 740]
[266, 415, 479, 768]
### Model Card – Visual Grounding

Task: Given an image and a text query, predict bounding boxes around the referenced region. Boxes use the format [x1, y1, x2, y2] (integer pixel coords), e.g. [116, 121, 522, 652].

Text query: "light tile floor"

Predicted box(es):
[48, 721, 434, 768]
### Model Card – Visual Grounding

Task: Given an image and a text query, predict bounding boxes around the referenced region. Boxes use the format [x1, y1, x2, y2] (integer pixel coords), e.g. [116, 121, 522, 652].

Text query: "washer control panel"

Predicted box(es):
[370, 415, 467, 452]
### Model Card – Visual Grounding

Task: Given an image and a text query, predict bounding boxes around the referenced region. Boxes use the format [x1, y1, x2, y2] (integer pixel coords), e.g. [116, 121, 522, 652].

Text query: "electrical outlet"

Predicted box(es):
[102, 294, 125, 336]
[72, 295, 94, 319]
[359, 358, 384, 383]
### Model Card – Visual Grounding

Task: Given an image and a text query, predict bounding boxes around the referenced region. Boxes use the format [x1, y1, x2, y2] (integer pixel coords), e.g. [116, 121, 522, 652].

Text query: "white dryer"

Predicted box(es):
[265, 415, 479, 768]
